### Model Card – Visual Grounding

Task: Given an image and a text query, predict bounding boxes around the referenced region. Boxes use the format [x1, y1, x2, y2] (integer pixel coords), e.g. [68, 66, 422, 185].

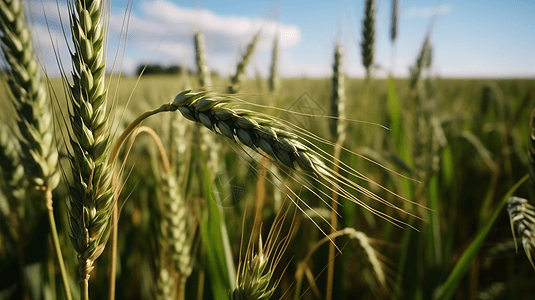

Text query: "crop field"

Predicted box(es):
[1, 0, 534, 300]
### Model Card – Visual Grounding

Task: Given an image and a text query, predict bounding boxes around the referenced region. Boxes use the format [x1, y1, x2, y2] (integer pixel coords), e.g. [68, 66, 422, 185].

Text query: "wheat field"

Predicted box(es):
[1, 0, 535, 299]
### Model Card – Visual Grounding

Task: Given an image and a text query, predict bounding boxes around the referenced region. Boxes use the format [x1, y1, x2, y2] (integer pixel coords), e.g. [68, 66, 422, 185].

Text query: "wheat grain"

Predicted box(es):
[154, 268, 174, 300]
[65, 0, 114, 297]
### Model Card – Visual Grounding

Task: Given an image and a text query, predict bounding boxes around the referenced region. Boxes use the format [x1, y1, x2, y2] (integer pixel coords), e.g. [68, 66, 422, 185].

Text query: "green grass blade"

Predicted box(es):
[199, 166, 235, 300]
[435, 174, 529, 300]
[388, 77, 417, 298]
[427, 175, 442, 268]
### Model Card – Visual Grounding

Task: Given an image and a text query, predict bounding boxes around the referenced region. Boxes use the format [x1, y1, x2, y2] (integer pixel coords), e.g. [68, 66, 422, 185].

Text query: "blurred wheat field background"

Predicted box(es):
[1, 0, 535, 299]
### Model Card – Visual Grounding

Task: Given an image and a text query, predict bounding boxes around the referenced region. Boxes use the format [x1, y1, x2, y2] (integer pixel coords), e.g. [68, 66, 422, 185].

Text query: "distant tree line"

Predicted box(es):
[136, 64, 187, 76]
[136, 63, 220, 78]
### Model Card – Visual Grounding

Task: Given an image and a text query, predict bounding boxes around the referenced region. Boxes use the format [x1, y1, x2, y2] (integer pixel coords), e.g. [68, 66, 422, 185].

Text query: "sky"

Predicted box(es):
[25, 0, 535, 78]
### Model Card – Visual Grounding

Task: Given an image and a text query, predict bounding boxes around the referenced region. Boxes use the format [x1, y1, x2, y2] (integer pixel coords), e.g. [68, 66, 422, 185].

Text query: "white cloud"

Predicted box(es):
[406, 4, 453, 19]
[31, 0, 301, 77]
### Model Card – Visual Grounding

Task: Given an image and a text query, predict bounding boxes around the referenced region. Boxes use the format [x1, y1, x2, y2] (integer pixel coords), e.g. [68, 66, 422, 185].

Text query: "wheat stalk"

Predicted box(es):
[507, 196, 535, 269]
[361, 0, 375, 78]
[268, 35, 280, 93]
[229, 31, 261, 94]
[128, 124, 193, 300]
[326, 42, 347, 300]
[65, 0, 114, 297]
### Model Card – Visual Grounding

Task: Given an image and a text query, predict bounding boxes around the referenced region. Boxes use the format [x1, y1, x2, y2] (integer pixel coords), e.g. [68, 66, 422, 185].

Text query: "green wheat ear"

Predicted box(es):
[268, 35, 280, 93]
[390, 0, 399, 43]
[0, 124, 26, 212]
[0, 0, 60, 194]
[65, 0, 114, 297]
[330, 43, 346, 144]
[195, 31, 212, 88]
[410, 34, 432, 89]
[508, 197, 535, 269]
[231, 236, 275, 300]
[361, 0, 375, 77]
[229, 31, 261, 94]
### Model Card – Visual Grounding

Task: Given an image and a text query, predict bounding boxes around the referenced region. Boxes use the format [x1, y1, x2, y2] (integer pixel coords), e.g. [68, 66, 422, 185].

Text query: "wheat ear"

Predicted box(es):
[268, 35, 280, 93]
[296, 228, 387, 297]
[0, 124, 29, 297]
[361, 0, 375, 78]
[192, 32, 221, 174]
[329, 43, 346, 145]
[111, 90, 423, 252]
[229, 31, 261, 94]
[0, 124, 26, 209]
[507, 197, 535, 269]
[194, 31, 212, 88]
[390, 0, 398, 43]
[231, 201, 294, 300]
[170, 90, 423, 228]
[0, 0, 60, 192]
[409, 34, 432, 89]
[66, 0, 114, 297]
[0, 0, 70, 298]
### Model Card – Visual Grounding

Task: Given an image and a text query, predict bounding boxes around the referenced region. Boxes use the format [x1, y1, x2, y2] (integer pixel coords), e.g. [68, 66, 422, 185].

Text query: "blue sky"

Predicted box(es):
[28, 0, 535, 78]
